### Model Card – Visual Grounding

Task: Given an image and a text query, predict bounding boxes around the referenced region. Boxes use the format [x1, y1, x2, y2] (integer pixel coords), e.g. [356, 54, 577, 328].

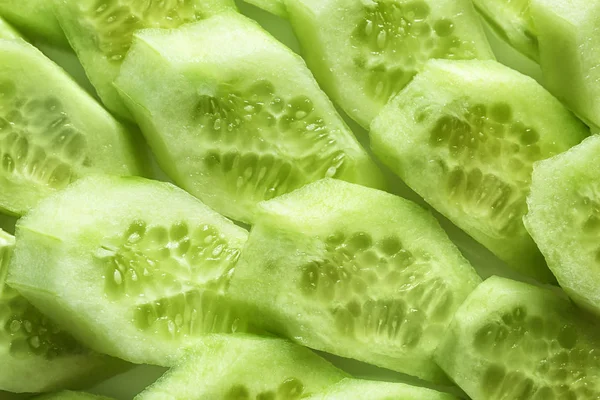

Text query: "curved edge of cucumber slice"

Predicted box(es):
[34, 391, 115, 400]
[244, 0, 288, 18]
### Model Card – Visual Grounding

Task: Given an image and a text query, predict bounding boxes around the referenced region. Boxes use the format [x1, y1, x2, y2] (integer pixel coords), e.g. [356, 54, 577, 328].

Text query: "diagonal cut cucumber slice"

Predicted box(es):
[244, 0, 287, 17]
[34, 392, 115, 400]
[0, 17, 22, 40]
[0, 0, 67, 46]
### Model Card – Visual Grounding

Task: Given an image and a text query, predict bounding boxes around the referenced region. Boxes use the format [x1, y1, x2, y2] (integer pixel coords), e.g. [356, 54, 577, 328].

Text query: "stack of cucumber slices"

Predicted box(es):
[0, 0, 599, 399]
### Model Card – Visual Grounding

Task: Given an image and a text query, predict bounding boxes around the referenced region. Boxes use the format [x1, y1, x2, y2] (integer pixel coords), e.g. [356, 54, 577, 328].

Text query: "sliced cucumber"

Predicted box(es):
[435, 276, 600, 400]
[228, 178, 480, 382]
[244, 0, 287, 18]
[0, 0, 67, 46]
[0, 17, 21, 40]
[35, 392, 114, 400]
[286, 0, 494, 128]
[115, 12, 384, 224]
[7, 175, 251, 366]
[0, 39, 144, 216]
[136, 335, 347, 400]
[370, 59, 588, 282]
[525, 135, 600, 316]
[54, 0, 236, 120]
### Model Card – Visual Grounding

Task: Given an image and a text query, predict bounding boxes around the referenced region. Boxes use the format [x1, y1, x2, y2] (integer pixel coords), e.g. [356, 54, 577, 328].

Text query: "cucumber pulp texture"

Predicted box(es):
[370, 59, 588, 282]
[435, 276, 600, 400]
[286, 0, 494, 128]
[0, 0, 67, 46]
[34, 392, 115, 400]
[7, 175, 252, 366]
[243, 0, 287, 18]
[115, 12, 384, 224]
[0, 17, 22, 40]
[0, 39, 144, 216]
[525, 135, 600, 316]
[54, 0, 236, 120]
[228, 178, 481, 382]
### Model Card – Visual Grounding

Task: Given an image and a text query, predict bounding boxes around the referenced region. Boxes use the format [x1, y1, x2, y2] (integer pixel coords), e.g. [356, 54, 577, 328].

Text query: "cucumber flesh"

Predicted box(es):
[34, 392, 114, 400]
[0, 0, 67, 46]
[54, 0, 236, 120]
[115, 12, 384, 224]
[7, 175, 252, 366]
[0, 18, 21, 40]
[244, 0, 287, 18]
[228, 178, 481, 382]
[0, 39, 144, 216]
[370, 59, 588, 282]
[286, 0, 494, 128]
[435, 276, 600, 400]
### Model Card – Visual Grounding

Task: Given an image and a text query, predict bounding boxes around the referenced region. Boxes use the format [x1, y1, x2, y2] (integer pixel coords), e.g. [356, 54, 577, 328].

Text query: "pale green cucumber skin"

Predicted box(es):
[525, 135, 600, 316]
[370, 59, 588, 282]
[435, 276, 600, 400]
[0, 17, 21, 40]
[0, 0, 67, 46]
[7, 175, 249, 366]
[115, 12, 384, 224]
[244, 0, 287, 17]
[228, 178, 480, 383]
[34, 391, 115, 400]
[136, 335, 347, 400]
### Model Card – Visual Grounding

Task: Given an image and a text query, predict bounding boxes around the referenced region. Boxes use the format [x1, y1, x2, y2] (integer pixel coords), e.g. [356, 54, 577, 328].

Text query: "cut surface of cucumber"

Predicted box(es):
[228, 178, 480, 382]
[370, 59, 588, 282]
[0, 0, 67, 46]
[54, 0, 236, 120]
[0, 39, 144, 216]
[0, 17, 21, 40]
[7, 175, 251, 366]
[35, 392, 114, 400]
[286, 0, 494, 127]
[435, 276, 600, 400]
[115, 12, 384, 224]
[244, 0, 287, 17]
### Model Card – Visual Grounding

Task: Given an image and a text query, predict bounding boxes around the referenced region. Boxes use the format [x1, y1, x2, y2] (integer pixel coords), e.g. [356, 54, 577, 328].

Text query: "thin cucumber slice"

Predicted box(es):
[115, 12, 384, 224]
[34, 392, 114, 400]
[286, 0, 494, 128]
[435, 276, 600, 400]
[135, 335, 347, 400]
[0, 0, 67, 46]
[0, 39, 144, 216]
[228, 179, 481, 382]
[244, 0, 287, 18]
[525, 135, 600, 316]
[0, 17, 21, 40]
[54, 0, 236, 120]
[7, 175, 251, 366]
[370, 59, 588, 282]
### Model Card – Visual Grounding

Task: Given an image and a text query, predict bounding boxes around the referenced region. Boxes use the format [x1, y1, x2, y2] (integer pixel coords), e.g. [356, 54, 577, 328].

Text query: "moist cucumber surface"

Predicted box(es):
[244, 0, 287, 18]
[0, 39, 144, 216]
[228, 178, 481, 382]
[115, 12, 384, 224]
[525, 135, 600, 316]
[370, 59, 588, 282]
[0, 17, 21, 40]
[54, 0, 236, 120]
[7, 175, 251, 366]
[435, 276, 600, 400]
[0, 0, 67, 46]
[285, 0, 494, 128]
[35, 392, 115, 400]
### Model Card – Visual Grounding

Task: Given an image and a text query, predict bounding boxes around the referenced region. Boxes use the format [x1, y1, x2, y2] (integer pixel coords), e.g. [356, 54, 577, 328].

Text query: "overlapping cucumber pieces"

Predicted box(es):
[286, 0, 494, 128]
[136, 335, 347, 400]
[0, 17, 21, 40]
[0, 39, 144, 216]
[244, 0, 287, 18]
[436, 276, 600, 400]
[525, 135, 600, 316]
[7, 175, 251, 366]
[371, 59, 588, 282]
[54, 0, 236, 120]
[228, 179, 480, 382]
[0, 0, 67, 46]
[115, 12, 384, 224]
[35, 392, 114, 400]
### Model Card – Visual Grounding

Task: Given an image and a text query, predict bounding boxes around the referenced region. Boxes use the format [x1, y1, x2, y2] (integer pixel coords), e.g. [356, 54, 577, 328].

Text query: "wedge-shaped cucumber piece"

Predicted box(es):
[136, 335, 347, 400]
[244, 0, 287, 18]
[7, 175, 251, 366]
[436, 276, 600, 399]
[54, 0, 236, 120]
[286, 0, 494, 128]
[115, 12, 384, 224]
[371, 59, 588, 282]
[0, 0, 67, 46]
[35, 392, 114, 400]
[0, 17, 21, 40]
[0, 39, 144, 216]
[228, 179, 480, 382]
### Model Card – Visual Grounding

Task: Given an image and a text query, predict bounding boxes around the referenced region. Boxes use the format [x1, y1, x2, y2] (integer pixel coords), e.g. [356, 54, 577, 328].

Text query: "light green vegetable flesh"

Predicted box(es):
[0, 0, 67, 46]
[435, 276, 600, 399]
[7, 175, 252, 366]
[244, 0, 287, 18]
[0, 17, 21, 40]
[54, 0, 236, 120]
[115, 12, 384, 224]
[525, 135, 600, 316]
[229, 178, 481, 382]
[0, 39, 144, 216]
[370, 59, 588, 282]
[286, 0, 494, 128]
[34, 391, 115, 400]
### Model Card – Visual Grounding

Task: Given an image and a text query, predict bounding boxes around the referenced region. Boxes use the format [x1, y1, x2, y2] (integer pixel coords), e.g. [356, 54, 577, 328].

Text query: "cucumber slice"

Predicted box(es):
[35, 392, 114, 400]
[115, 12, 384, 224]
[54, 0, 236, 120]
[0, 39, 144, 216]
[135, 335, 347, 400]
[525, 135, 600, 316]
[435, 276, 600, 400]
[0, 17, 21, 40]
[286, 0, 494, 128]
[228, 178, 481, 382]
[7, 175, 251, 366]
[244, 0, 287, 18]
[0, 0, 67, 46]
[370, 59, 588, 282]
